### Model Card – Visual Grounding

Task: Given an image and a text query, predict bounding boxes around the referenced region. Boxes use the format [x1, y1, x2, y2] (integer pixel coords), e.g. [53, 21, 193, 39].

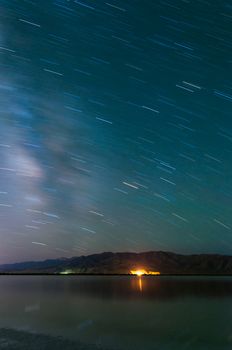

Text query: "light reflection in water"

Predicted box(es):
[138, 277, 143, 292]
[0, 277, 232, 350]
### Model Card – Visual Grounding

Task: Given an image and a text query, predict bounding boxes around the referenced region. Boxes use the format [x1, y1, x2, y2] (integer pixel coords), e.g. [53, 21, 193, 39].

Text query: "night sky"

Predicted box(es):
[0, 0, 232, 263]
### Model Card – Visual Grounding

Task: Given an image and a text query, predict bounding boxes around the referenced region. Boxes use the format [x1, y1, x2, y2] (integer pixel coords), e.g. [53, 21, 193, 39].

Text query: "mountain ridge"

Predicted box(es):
[1, 251, 232, 274]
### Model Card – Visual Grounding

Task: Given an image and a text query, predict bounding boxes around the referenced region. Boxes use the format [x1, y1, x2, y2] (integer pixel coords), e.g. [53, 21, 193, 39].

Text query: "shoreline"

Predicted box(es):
[0, 328, 107, 350]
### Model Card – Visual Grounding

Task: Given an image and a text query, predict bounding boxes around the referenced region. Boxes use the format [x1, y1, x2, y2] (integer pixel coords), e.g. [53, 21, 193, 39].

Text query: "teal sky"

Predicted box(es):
[0, 0, 232, 263]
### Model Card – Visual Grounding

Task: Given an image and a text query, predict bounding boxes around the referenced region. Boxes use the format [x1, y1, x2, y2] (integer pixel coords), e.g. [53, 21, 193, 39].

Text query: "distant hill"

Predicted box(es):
[1, 251, 232, 274]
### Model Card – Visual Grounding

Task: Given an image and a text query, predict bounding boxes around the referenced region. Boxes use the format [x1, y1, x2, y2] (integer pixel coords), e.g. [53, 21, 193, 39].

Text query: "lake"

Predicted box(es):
[0, 276, 232, 349]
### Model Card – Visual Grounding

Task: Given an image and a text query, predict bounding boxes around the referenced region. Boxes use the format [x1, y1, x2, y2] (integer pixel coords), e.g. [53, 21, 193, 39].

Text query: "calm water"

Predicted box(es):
[1, 276, 232, 349]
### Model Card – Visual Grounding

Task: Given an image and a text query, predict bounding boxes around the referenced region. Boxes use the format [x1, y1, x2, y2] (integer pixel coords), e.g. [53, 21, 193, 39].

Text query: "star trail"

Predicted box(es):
[0, 0, 232, 263]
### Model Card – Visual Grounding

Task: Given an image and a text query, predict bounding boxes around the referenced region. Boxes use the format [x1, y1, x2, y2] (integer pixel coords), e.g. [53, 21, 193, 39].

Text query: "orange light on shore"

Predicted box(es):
[130, 269, 160, 276]
[131, 269, 147, 276]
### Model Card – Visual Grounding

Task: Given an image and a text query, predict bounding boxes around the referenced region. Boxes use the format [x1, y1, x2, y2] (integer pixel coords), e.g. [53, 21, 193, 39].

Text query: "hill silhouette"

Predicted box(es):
[1, 251, 232, 274]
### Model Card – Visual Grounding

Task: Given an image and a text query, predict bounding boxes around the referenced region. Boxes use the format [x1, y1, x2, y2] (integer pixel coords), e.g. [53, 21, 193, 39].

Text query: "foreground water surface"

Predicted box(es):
[0, 276, 232, 349]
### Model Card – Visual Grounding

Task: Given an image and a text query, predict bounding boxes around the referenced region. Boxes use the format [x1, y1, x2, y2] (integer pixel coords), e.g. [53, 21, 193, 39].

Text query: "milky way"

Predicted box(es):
[0, 0, 232, 263]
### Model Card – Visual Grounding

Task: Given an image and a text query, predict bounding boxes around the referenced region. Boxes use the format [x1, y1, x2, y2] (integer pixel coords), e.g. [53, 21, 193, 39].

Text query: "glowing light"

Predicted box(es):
[60, 270, 73, 275]
[130, 269, 160, 276]
[138, 277, 143, 291]
[147, 271, 160, 275]
[131, 269, 147, 276]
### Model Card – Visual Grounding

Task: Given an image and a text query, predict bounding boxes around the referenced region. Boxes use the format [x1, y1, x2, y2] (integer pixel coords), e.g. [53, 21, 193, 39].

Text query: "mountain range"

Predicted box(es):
[1, 251, 232, 274]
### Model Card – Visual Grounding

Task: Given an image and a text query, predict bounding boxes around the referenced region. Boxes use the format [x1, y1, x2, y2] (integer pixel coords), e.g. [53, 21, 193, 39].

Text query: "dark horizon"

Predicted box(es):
[2, 250, 232, 276]
[2, 248, 232, 266]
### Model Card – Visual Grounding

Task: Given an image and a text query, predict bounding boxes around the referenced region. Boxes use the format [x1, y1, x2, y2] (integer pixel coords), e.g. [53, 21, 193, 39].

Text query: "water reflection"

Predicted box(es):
[138, 277, 143, 292]
[2, 275, 232, 299]
[1, 276, 232, 350]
